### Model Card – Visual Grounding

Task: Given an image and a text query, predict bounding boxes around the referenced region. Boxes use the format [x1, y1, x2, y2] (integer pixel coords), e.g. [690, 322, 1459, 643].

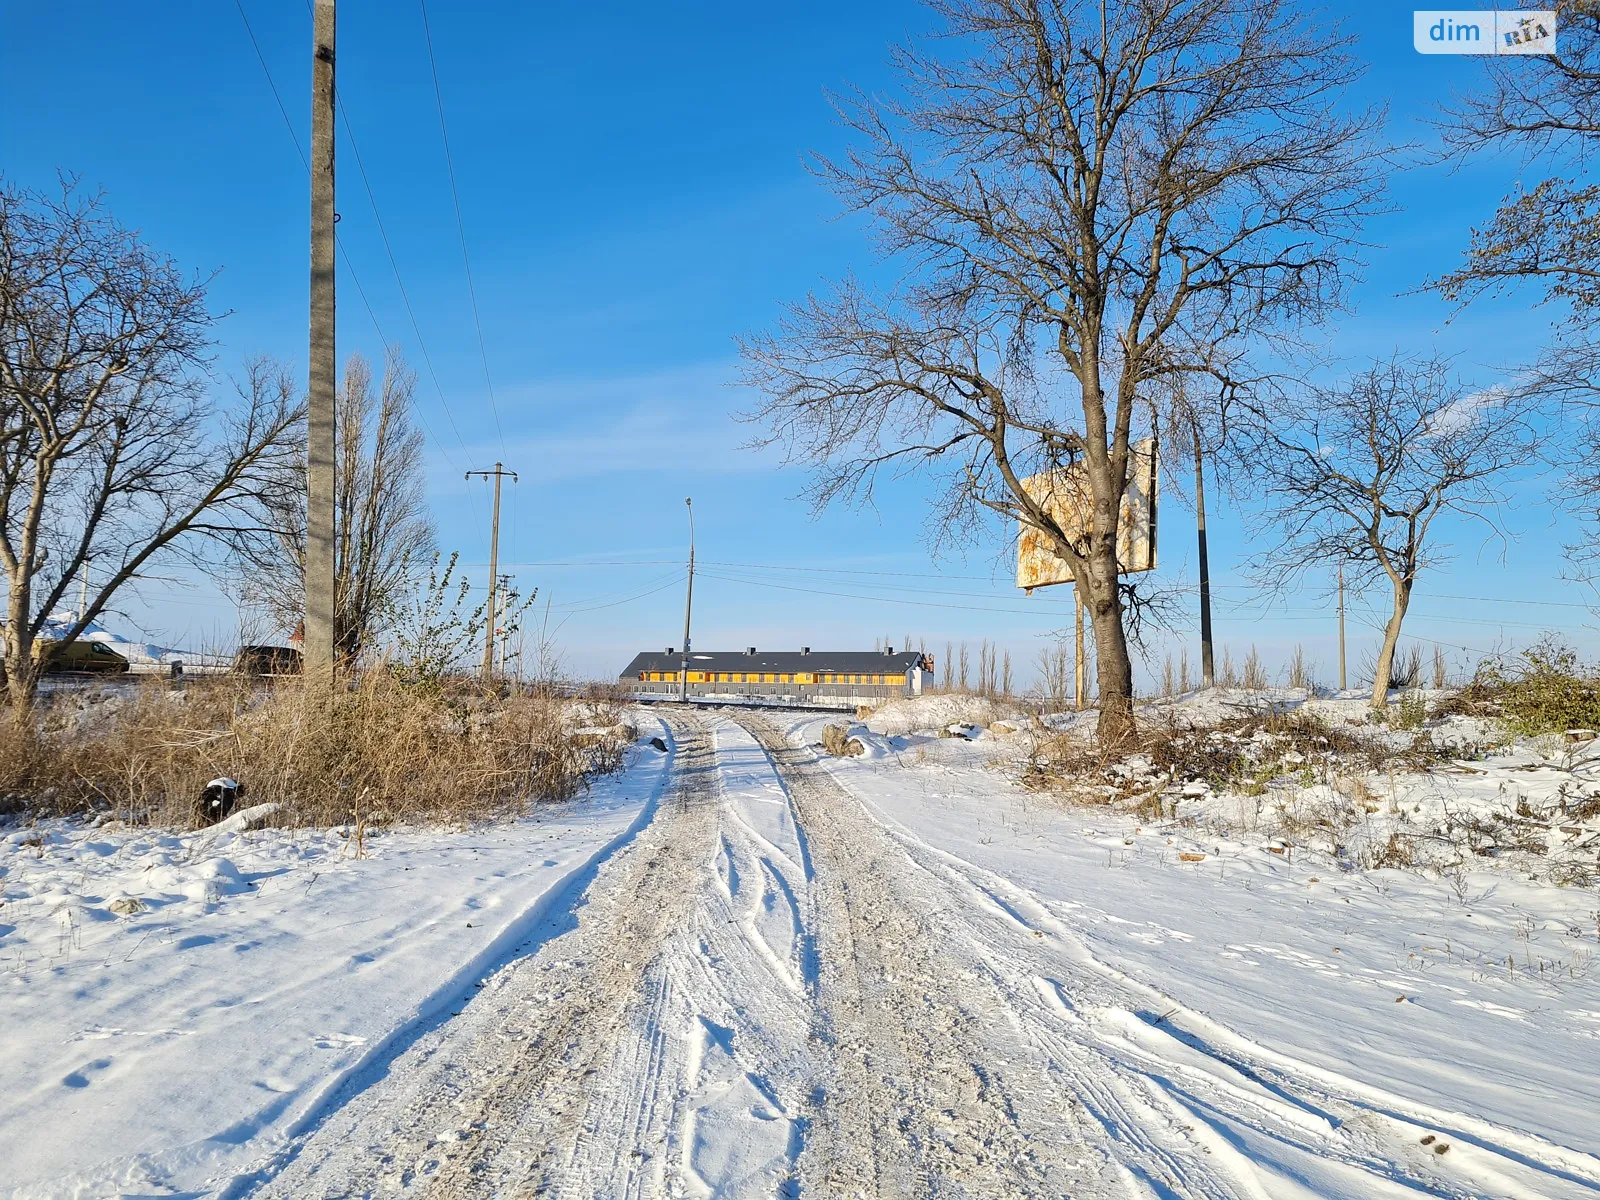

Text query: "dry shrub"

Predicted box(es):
[0, 673, 613, 828]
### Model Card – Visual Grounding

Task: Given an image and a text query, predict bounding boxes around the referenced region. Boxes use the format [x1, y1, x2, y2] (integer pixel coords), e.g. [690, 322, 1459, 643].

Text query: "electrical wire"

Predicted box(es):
[470, 555, 1600, 615]
[548, 574, 686, 616]
[417, 0, 506, 452]
[335, 99, 475, 472]
[233, 0, 478, 507]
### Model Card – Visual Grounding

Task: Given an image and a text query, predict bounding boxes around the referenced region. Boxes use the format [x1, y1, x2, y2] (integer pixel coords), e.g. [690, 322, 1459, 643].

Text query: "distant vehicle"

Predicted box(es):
[33, 638, 131, 674]
[233, 644, 303, 676]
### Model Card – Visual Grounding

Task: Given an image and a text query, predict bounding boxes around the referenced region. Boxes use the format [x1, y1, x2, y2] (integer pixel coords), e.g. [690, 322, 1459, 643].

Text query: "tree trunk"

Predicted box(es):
[1369, 580, 1412, 710]
[1193, 428, 1215, 689]
[1087, 543, 1136, 743]
[4, 581, 39, 716]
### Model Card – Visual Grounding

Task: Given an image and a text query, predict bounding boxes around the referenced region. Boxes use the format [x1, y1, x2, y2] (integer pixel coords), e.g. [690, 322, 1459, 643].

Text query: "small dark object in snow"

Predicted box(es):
[649, 737, 668, 752]
[1434, 1143, 1450, 1155]
[197, 777, 244, 825]
[1420, 1135, 1435, 1145]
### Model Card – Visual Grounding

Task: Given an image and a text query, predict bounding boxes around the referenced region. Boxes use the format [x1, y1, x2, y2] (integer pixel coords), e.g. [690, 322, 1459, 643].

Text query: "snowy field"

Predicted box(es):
[0, 728, 674, 1198]
[2, 696, 1598, 1197]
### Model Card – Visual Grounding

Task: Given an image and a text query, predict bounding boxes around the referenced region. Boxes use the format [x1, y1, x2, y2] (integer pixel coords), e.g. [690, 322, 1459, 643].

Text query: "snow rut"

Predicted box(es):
[730, 712, 1114, 1199]
[826, 751, 1600, 1200]
[254, 714, 719, 1199]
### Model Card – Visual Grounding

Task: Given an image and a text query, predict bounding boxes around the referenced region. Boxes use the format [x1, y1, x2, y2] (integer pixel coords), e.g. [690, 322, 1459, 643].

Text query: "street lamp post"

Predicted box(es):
[679, 498, 694, 702]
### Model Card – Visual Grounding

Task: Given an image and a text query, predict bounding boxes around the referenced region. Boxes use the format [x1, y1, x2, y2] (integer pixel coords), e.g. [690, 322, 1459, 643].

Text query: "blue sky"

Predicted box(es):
[3, 1, 1593, 687]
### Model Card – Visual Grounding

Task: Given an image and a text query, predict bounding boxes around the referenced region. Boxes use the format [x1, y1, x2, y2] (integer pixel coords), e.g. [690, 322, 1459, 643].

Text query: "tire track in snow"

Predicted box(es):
[731, 711, 1117, 1200]
[828, 754, 1600, 1200]
[252, 714, 718, 1199]
[557, 716, 818, 1197]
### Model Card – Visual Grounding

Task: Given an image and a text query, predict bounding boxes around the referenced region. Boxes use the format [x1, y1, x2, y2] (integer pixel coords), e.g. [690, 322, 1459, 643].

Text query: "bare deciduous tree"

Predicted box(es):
[741, 0, 1384, 742]
[1246, 355, 1537, 709]
[1436, 4, 1600, 310]
[1434, 8, 1600, 585]
[0, 180, 301, 709]
[239, 349, 433, 665]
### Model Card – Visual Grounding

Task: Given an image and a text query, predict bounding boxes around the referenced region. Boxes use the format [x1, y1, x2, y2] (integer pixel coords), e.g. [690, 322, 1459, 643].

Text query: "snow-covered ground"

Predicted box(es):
[787, 709, 1600, 1195]
[4, 696, 1599, 1197]
[0, 726, 673, 1199]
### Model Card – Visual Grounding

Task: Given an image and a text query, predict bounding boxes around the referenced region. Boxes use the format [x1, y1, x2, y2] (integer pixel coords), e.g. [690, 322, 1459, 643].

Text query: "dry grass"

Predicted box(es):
[0, 673, 621, 829]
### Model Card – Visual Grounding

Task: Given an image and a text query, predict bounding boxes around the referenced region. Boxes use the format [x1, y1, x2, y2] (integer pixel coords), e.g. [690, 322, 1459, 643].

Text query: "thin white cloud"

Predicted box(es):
[421, 360, 777, 488]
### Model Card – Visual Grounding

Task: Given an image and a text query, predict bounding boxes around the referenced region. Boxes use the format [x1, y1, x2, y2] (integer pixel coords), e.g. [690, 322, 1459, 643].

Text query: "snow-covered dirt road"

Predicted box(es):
[243, 709, 1600, 1199]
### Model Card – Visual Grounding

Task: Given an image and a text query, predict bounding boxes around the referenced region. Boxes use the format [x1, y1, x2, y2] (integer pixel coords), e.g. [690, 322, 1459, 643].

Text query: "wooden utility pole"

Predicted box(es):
[1338, 562, 1347, 692]
[1193, 418, 1215, 689]
[465, 463, 517, 680]
[679, 498, 694, 702]
[304, 0, 338, 678]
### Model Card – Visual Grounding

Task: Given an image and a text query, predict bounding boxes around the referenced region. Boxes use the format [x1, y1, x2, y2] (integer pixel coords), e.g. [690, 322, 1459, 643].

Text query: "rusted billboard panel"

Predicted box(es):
[1016, 437, 1158, 592]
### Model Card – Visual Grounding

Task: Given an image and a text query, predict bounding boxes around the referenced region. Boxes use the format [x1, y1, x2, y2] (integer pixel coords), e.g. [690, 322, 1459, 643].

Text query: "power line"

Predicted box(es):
[479, 555, 1600, 614]
[232, 0, 474, 499]
[554, 574, 687, 616]
[695, 568, 1076, 619]
[418, 0, 505, 451]
[335, 99, 475, 471]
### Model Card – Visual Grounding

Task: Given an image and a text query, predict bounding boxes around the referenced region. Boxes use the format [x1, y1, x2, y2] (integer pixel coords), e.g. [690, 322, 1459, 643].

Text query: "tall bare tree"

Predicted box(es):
[1435, 5, 1600, 580]
[240, 349, 433, 665]
[1245, 355, 1537, 709]
[741, 0, 1385, 741]
[0, 179, 302, 710]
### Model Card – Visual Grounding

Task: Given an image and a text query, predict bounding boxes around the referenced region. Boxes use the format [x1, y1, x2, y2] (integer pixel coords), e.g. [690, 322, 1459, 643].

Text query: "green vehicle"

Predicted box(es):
[33, 638, 132, 674]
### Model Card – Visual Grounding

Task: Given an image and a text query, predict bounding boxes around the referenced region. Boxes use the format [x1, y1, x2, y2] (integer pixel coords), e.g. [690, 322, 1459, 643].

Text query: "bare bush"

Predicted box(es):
[1023, 705, 1446, 812]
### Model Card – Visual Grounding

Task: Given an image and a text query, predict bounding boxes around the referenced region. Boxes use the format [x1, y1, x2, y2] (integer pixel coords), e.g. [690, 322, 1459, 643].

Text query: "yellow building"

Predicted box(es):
[620, 647, 932, 701]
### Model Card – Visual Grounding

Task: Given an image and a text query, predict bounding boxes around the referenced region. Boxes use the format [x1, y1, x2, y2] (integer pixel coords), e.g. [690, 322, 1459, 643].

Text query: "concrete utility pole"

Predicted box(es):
[679, 498, 694, 702]
[1338, 562, 1348, 692]
[304, 0, 338, 678]
[466, 463, 517, 680]
[496, 573, 514, 675]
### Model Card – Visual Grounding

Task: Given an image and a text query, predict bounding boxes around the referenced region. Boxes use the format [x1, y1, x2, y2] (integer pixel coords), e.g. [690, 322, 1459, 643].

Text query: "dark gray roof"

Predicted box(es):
[620, 649, 928, 678]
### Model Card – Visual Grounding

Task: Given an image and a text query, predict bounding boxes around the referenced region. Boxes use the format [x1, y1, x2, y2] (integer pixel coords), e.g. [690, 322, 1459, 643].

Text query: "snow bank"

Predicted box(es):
[865, 693, 1029, 737]
[0, 721, 675, 1199]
